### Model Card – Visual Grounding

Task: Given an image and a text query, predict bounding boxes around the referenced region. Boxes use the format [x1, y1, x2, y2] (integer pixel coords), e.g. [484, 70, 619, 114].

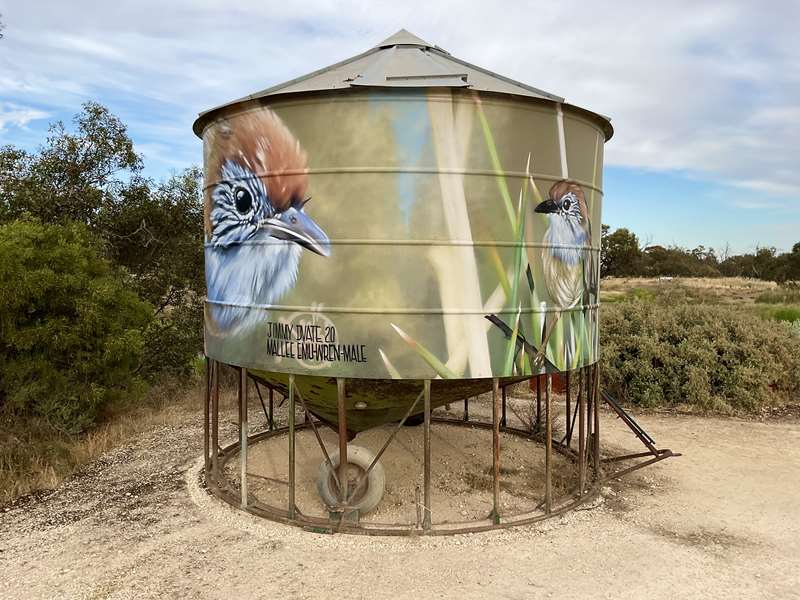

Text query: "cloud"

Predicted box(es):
[0, 102, 49, 132]
[0, 0, 798, 205]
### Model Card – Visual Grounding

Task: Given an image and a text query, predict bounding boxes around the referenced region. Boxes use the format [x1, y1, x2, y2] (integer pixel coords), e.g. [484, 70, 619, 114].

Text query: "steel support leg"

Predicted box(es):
[545, 374, 552, 513]
[240, 367, 248, 509]
[536, 376, 542, 431]
[593, 364, 601, 478]
[586, 368, 593, 467]
[211, 361, 219, 477]
[492, 378, 501, 523]
[501, 384, 507, 429]
[203, 356, 210, 473]
[337, 378, 348, 505]
[288, 374, 296, 519]
[565, 371, 571, 447]
[423, 379, 432, 530]
[578, 367, 586, 495]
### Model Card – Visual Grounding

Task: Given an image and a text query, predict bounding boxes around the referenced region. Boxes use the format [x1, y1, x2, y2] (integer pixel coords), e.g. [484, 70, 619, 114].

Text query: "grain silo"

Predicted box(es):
[195, 30, 673, 534]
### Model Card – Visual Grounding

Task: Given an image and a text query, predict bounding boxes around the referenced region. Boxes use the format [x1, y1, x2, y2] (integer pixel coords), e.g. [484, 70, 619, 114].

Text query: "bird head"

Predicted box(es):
[206, 110, 330, 257]
[534, 180, 589, 227]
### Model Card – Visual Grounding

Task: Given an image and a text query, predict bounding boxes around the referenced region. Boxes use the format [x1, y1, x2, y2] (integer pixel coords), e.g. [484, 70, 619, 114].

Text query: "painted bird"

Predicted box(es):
[533, 180, 597, 364]
[204, 109, 330, 334]
[534, 180, 596, 309]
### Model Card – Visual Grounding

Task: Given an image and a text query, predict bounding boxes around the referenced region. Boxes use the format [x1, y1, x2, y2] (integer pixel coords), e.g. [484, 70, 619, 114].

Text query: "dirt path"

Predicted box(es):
[1, 407, 799, 600]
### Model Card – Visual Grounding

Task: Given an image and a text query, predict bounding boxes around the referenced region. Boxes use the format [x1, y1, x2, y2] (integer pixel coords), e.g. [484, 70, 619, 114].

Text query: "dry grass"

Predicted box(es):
[602, 276, 777, 305]
[0, 377, 203, 505]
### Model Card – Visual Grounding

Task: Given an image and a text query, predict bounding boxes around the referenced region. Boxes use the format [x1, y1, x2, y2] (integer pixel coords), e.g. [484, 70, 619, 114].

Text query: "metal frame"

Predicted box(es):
[202, 360, 676, 536]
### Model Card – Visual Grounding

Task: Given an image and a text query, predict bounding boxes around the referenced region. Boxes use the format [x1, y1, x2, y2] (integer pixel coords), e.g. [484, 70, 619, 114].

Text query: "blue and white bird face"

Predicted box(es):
[204, 109, 331, 335]
[210, 160, 272, 248]
[210, 160, 331, 256]
[534, 190, 583, 226]
[535, 181, 591, 248]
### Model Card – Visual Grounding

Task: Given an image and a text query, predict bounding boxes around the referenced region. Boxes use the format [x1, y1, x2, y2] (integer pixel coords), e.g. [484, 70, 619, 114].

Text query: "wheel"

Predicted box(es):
[316, 445, 385, 514]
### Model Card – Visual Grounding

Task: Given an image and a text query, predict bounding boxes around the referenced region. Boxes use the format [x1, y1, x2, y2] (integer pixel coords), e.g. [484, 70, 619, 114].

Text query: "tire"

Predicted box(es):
[316, 445, 385, 514]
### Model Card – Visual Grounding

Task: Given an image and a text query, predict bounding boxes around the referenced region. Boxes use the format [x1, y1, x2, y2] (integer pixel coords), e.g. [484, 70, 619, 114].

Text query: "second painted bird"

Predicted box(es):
[534, 180, 596, 310]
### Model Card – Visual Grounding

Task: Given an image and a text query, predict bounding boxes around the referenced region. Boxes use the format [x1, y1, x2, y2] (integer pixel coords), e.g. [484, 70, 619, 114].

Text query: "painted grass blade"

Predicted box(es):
[378, 348, 402, 379]
[391, 323, 457, 379]
[488, 245, 512, 298]
[474, 94, 517, 230]
[549, 312, 565, 371]
[503, 305, 522, 376]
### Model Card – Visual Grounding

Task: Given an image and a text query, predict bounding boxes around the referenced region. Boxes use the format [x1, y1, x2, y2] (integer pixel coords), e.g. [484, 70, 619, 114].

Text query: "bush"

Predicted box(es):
[0, 220, 152, 433]
[138, 297, 204, 377]
[600, 301, 800, 413]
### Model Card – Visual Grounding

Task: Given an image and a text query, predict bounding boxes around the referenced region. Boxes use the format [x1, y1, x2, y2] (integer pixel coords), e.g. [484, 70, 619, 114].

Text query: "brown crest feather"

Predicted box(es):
[548, 180, 589, 223]
[204, 108, 308, 236]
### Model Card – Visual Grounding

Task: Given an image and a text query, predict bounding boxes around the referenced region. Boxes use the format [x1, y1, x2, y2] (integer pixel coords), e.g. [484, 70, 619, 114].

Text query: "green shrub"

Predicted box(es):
[138, 297, 204, 377]
[628, 287, 657, 302]
[0, 220, 152, 433]
[600, 301, 800, 413]
[755, 304, 800, 325]
[772, 307, 800, 323]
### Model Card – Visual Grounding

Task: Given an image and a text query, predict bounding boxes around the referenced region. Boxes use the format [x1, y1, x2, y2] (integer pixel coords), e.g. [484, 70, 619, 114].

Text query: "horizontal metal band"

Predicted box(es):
[204, 238, 601, 251]
[203, 166, 605, 196]
[204, 299, 599, 315]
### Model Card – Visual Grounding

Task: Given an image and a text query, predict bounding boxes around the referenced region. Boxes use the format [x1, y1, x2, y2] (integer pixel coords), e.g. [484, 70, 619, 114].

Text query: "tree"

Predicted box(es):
[789, 250, 800, 282]
[639, 244, 720, 277]
[99, 169, 205, 376]
[601, 227, 643, 277]
[1, 102, 142, 225]
[752, 247, 778, 280]
[99, 168, 204, 309]
[0, 103, 204, 376]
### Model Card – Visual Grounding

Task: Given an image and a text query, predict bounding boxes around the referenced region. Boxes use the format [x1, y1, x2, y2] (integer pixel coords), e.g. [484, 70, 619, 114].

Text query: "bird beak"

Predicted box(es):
[534, 198, 558, 214]
[263, 208, 331, 257]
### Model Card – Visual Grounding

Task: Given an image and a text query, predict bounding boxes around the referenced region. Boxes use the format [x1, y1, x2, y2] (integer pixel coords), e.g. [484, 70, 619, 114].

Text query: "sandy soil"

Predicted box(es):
[225, 402, 577, 527]
[1, 401, 799, 600]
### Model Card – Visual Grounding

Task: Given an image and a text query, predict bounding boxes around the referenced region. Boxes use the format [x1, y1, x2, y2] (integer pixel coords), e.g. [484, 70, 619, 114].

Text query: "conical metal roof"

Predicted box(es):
[373, 28, 437, 49]
[194, 29, 612, 137]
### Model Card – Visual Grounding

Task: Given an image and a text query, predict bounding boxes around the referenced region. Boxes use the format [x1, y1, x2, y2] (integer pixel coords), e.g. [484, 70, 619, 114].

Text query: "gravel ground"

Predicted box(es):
[1, 404, 799, 600]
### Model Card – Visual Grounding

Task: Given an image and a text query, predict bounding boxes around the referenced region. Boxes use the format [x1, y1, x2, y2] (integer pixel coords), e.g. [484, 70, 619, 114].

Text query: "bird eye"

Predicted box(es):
[234, 187, 252, 214]
[562, 198, 572, 210]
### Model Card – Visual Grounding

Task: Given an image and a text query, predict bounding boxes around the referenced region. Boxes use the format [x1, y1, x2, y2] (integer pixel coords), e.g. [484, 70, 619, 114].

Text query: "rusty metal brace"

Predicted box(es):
[291, 384, 342, 492]
[346, 387, 426, 504]
[251, 378, 276, 431]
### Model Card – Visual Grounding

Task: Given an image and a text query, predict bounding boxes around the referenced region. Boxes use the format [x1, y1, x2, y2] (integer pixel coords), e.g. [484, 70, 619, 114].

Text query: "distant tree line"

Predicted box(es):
[601, 225, 800, 281]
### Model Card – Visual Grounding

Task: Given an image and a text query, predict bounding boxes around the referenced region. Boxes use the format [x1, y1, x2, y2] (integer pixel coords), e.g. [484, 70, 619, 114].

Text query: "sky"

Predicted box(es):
[0, 1, 798, 253]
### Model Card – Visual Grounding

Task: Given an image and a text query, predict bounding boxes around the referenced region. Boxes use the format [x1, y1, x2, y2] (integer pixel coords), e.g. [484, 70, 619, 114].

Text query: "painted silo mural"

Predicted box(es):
[200, 87, 605, 381]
